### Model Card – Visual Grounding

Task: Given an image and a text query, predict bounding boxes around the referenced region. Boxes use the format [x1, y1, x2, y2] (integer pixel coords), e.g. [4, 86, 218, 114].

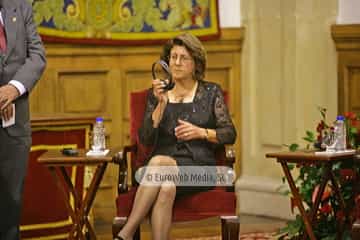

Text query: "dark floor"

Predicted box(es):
[95, 214, 288, 240]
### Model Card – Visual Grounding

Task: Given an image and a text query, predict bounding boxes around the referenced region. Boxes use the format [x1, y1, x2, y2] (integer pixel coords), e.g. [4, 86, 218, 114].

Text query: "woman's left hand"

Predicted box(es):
[175, 119, 206, 141]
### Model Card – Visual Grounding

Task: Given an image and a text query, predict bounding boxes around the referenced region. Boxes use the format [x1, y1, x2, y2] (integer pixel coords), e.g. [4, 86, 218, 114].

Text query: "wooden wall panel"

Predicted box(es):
[30, 28, 244, 225]
[123, 70, 153, 112]
[30, 70, 57, 114]
[60, 71, 109, 113]
[332, 24, 360, 114]
[348, 67, 360, 111]
[207, 68, 229, 89]
[121, 70, 153, 144]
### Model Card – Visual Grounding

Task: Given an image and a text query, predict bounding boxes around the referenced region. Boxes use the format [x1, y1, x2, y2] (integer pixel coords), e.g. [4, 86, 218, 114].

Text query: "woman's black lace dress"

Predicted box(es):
[139, 80, 236, 197]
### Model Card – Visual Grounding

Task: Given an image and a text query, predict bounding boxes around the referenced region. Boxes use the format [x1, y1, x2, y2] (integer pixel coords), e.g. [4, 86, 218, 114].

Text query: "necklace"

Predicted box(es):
[175, 93, 186, 103]
[171, 81, 198, 103]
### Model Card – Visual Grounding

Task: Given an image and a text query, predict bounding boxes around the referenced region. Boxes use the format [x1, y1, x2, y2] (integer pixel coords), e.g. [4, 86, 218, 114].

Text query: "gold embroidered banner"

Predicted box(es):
[32, 0, 220, 45]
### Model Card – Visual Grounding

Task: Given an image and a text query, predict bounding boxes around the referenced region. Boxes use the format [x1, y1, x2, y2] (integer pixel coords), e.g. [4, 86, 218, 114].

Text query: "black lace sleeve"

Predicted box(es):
[213, 86, 237, 144]
[139, 89, 159, 146]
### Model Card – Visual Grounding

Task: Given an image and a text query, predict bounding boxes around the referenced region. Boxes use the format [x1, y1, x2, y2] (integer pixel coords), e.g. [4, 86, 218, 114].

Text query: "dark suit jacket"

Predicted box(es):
[0, 0, 46, 137]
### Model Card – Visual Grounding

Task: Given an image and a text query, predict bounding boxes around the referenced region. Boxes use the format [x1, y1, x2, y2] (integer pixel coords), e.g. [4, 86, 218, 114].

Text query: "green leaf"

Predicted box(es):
[350, 127, 358, 134]
[282, 189, 290, 195]
[286, 216, 304, 237]
[320, 235, 336, 240]
[289, 143, 299, 151]
[332, 162, 341, 170]
[281, 176, 286, 183]
[306, 130, 315, 138]
[318, 106, 327, 120]
[303, 137, 314, 143]
[288, 164, 295, 171]
[276, 184, 290, 196]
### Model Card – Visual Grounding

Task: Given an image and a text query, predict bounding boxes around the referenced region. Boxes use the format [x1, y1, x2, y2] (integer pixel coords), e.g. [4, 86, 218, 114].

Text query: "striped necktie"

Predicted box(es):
[0, 21, 6, 52]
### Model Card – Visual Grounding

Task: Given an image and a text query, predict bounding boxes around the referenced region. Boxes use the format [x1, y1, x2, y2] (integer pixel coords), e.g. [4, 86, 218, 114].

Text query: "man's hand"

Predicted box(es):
[0, 84, 19, 110]
[1, 104, 13, 121]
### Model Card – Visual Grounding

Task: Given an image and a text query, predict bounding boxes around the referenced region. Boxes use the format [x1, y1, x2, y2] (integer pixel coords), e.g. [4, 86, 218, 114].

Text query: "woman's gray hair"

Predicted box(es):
[161, 32, 207, 81]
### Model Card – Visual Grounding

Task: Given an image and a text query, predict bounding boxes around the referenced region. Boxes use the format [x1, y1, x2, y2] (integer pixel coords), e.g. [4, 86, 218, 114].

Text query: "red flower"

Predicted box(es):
[336, 210, 345, 221]
[351, 120, 358, 127]
[312, 185, 332, 203]
[355, 195, 360, 205]
[345, 112, 357, 120]
[316, 121, 325, 133]
[340, 169, 355, 181]
[320, 203, 332, 214]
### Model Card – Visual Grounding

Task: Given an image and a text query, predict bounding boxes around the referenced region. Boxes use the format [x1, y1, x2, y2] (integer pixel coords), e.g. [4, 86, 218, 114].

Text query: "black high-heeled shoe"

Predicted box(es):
[113, 236, 124, 240]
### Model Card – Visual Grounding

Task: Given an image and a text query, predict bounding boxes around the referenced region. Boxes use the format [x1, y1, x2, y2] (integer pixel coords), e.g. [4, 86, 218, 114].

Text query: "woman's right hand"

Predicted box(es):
[151, 79, 168, 127]
[152, 79, 168, 103]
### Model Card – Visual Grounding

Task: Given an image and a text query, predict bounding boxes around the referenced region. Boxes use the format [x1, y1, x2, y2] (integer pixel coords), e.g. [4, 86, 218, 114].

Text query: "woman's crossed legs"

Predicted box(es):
[117, 155, 178, 240]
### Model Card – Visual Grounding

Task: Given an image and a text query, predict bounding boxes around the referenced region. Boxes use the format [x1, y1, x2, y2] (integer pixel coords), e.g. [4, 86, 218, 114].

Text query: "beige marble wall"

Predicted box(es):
[236, 0, 338, 219]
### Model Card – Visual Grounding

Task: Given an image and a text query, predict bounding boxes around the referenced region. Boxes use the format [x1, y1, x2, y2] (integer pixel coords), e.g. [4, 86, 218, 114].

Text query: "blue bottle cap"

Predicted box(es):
[336, 115, 345, 121]
[95, 117, 103, 122]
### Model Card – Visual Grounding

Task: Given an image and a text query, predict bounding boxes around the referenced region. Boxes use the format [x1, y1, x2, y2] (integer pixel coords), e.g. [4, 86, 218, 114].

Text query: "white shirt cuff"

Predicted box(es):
[9, 80, 26, 96]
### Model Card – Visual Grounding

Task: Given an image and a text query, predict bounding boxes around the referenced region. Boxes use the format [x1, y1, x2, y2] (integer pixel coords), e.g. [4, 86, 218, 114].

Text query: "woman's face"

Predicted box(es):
[169, 45, 195, 81]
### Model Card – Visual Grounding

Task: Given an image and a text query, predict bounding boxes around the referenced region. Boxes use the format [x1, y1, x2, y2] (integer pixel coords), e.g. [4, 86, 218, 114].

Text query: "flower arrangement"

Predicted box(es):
[279, 108, 360, 240]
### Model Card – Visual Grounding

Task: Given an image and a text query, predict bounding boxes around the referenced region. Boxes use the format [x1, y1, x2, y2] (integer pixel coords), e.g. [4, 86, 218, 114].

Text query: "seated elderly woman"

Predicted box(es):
[115, 32, 236, 240]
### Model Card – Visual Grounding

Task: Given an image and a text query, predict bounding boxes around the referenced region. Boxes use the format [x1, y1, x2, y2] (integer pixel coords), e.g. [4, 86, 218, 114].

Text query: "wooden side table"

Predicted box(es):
[38, 148, 118, 240]
[266, 150, 356, 240]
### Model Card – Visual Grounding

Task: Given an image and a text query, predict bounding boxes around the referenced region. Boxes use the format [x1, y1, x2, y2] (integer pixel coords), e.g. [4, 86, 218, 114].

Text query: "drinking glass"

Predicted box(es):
[321, 129, 336, 152]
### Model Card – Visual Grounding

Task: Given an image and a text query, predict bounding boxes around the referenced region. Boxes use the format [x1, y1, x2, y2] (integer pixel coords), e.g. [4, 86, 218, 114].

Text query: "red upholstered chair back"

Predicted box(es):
[129, 90, 152, 170]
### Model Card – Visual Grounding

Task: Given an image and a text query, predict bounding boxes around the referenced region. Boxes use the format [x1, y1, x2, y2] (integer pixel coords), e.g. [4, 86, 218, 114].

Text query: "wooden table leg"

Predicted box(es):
[47, 162, 108, 240]
[280, 161, 317, 240]
[49, 166, 86, 240]
[59, 166, 88, 240]
[59, 167, 82, 212]
[329, 170, 348, 238]
[81, 164, 108, 217]
[79, 163, 108, 240]
[309, 164, 332, 224]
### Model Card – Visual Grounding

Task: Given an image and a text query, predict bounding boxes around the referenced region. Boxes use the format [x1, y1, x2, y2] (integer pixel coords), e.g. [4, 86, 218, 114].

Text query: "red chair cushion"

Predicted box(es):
[116, 187, 236, 221]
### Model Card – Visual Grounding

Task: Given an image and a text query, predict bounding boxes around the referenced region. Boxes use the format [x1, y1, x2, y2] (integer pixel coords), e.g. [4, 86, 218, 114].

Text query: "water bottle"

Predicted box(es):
[334, 115, 346, 151]
[92, 117, 106, 152]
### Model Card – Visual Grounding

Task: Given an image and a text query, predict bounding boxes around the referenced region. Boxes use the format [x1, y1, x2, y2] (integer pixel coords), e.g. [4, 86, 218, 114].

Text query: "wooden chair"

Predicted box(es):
[112, 89, 239, 240]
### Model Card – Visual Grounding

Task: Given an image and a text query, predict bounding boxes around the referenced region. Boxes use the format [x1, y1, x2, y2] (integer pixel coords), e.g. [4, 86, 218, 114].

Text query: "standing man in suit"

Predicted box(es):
[0, 0, 46, 239]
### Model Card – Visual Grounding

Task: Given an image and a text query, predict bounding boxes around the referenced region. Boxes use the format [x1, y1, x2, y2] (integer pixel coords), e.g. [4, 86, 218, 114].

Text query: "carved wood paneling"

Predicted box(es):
[332, 24, 360, 114]
[30, 69, 57, 114]
[59, 71, 109, 113]
[30, 28, 244, 224]
[348, 67, 360, 112]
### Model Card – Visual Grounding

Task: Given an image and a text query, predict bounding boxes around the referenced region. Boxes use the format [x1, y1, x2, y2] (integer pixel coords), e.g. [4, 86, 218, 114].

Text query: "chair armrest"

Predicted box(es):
[224, 145, 236, 167]
[222, 145, 237, 192]
[113, 144, 137, 194]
